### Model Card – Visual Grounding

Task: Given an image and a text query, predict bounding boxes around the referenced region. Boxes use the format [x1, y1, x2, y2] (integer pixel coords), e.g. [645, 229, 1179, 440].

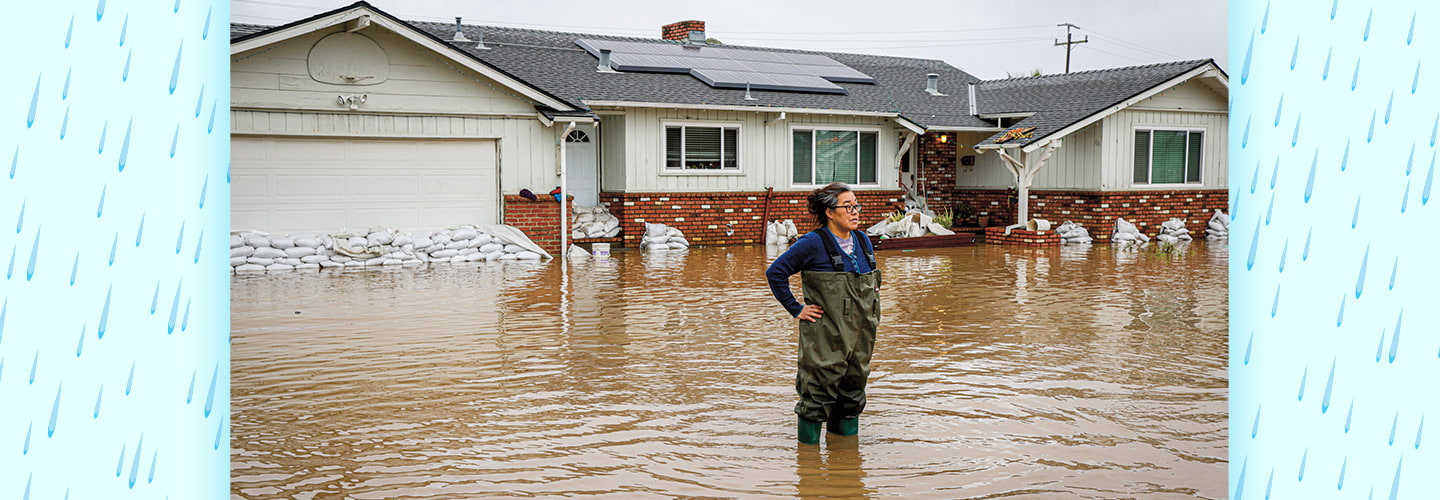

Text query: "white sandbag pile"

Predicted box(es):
[1110, 217, 1150, 246]
[1155, 218, 1194, 244]
[1205, 209, 1230, 240]
[570, 204, 622, 240]
[231, 224, 550, 272]
[766, 219, 799, 245]
[868, 211, 953, 238]
[640, 222, 690, 251]
[1054, 221, 1094, 244]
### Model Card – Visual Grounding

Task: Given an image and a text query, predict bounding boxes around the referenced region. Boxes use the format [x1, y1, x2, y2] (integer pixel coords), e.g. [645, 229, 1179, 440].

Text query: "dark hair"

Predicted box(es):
[807, 182, 852, 228]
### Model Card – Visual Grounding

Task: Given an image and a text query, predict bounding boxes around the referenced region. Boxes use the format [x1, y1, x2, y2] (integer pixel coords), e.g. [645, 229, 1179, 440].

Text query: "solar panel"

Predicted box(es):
[576, 38, 875, 93]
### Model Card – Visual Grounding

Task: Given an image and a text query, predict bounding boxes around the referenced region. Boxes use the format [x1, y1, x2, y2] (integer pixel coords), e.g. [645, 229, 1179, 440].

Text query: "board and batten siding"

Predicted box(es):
[950, 125, 1104, 190]
[1099, 109, 1228, 190]
[599, 114, 627, 191]
[232, 110, 559, 195]
[607, 107, 901, 192]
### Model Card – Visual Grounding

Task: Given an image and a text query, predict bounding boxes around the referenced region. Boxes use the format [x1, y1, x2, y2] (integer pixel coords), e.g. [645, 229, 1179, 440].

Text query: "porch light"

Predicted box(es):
[939, 134, 948, 143]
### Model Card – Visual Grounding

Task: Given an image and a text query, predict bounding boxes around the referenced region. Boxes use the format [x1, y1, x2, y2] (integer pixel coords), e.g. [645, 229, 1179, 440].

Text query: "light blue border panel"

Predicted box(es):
[1231, 1, 1438, 498]
[0, 0, 229, 498]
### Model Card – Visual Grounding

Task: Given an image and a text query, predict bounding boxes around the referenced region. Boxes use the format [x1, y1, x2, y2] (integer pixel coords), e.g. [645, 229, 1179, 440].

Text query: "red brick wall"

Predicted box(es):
[502, 194, 573, 255]
[952, 188, 1228, 241]
[983, 227, 1061, 247]
[603, 190, 905, 246]
[915, 133, 960, 213]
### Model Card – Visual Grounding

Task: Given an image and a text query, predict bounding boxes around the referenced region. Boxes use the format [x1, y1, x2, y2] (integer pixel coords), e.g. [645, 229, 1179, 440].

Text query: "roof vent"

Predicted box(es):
[688, 29, 707, 44]
[967, 82, 977, 115]
[452, 17, 469, 42]
[597, 49, 616, 73]
[926, 73, 944, 95]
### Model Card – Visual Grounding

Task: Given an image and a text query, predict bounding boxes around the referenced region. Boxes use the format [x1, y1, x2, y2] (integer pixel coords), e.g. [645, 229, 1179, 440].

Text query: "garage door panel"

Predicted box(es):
[231, 136, 498, 233]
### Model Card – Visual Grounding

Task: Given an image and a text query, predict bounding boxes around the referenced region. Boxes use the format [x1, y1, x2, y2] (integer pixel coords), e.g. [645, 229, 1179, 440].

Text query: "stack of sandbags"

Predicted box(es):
[766, 219, 799, 245]
[1155, 218, 1194, 244]
[1054, 221, 1093, 244]
[1110, 217, 1150, 246]
[640, 222, 690, 251]
[1205, 209, 1230, 240]
[877, 211, 951, 238]
[231, 225, 548, 272]
[570, 204, 622, 240]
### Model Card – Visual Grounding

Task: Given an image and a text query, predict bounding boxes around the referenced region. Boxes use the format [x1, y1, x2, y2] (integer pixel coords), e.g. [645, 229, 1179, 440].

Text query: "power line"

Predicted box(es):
[1082, 28, 1184, 60]
[1054, 23, 1089, 73]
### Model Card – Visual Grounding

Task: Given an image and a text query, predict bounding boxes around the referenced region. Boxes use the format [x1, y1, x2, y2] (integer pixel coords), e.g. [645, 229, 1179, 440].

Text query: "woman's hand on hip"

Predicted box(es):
[797, 304, 824, 322]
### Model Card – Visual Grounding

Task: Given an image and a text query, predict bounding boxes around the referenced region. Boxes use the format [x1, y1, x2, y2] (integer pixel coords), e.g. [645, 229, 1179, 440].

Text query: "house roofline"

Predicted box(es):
[1018, 60, 1223, 153]
[582, 100, 908, 119]
[230, 1, 578, 113]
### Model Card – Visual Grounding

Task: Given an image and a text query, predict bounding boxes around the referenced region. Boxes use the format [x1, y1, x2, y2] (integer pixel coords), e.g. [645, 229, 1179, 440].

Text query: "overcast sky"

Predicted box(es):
[231, 0, 1227, 80]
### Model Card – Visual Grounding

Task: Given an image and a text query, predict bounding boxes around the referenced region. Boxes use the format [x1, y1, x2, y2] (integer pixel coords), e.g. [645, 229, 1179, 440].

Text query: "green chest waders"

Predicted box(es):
[795, 229, 880, 442]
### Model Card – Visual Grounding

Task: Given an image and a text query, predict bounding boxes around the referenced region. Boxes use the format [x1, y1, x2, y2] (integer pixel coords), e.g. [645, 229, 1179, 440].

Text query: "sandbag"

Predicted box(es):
[668, 242, 689, 250]
[452, 228, 478, 241]
[450, 255, 467, 264]
[474, 234, 493, 246]
[231, 246, 254, 258]
[294, 237, 322, 248]
[276, 258, 304, 266]
[444, 240, 468, 250]
[577, 213, 596, 224]
[464, 253, 485, 262]
[270, 237, 296, 249]
[319, 260, 342, 268]
[669, 237, 690, 247]
[235, 264, 265, 272]
[229, 235, 244, 248]
[666, 227, 683, 238]
[601, 218, 621, 232]
[927, 223, 955, 236]
[476, 224, 552, 259]
[266, 263, 294, 271]
[604, 227, 621, 238]
[412, 237, 434, 250]
[515, 251, 542, 260]
[431, 249, 460, 259]
[867, 220, 889, 236]
[645, 223, 668, 238]
[330, 255, 353, 264]
[503, 244, 524, 253]
[243, 235, 271, 248]
[343, 260, 365, 267]
[284, 247, 316, 258]
[587, 229, 608, 238]
[229, 256, 247, 267]
[295, 263, 320, 271]
[367, 232, 394, 246]
[479, 243, 504, 254]
[392, 236, 413, 247]
[382, 259, 403, 266]
[459, 247, 479, 256]
[568, 245, 590, 259]
[782, 220, 798, 240]
[766, 221, 780, 245]
[301, 255, 329, 264]
[252, 247, 286, 260]
[485, 251, 504, 261]
[432, 233, 452, 245]
[364, 257, 387, 266]
[500, 253, 518, 260]
[347, 236, 368, 249]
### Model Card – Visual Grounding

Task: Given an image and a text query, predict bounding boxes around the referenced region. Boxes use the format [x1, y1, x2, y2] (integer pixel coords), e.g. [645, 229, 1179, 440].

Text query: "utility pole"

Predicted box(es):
[1054, 23, 1088, 73]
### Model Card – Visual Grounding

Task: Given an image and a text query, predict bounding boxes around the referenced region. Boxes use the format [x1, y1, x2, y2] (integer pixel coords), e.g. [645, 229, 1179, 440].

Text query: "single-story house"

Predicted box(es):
[230, 2, 1227, 251]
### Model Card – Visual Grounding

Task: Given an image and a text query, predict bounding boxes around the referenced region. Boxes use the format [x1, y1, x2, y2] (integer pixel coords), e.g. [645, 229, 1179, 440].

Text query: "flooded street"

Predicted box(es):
[231, 243, 1227, 499]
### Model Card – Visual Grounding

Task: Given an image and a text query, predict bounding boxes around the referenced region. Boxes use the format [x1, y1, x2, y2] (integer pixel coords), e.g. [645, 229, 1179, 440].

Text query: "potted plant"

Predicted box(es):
[952, 201, 974, 227]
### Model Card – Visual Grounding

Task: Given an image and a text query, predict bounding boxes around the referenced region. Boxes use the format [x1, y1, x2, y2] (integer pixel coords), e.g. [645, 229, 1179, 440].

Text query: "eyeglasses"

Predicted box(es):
[831, 203, 863, 214]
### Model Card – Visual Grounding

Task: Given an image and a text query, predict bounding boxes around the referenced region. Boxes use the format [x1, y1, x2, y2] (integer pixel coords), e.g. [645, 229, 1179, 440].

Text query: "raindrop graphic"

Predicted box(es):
[115, 443, 124, 476]
[94, 386, 102, 417]
[1389, 257, 1398, 290]
[1323, 47, 1332, 79]
[118, 13, 127, 46]
[203, 5, 212, 39]
[1296, 36, 1307, 70]
[1414, 62, 1421, 94]
[1351, 196, 1361, 228]
[108, 233, 116, 265]
[170, 125, 179, 158]
[1261, 2, 1270, 33]
[1356, 244, 1369, 299]
[59, 107, 68, 139]
[75, 325, 84, 356]
[150, 281, 159, 314]
[8, 147, 15, 178]
[187, 371, 196, 403]
[1321, 360, 1335, 413]
[1389, 413, 1398, 445]
[1251, 160, 1260, 193]
[124, 362, 136, 394]
[1243, 117, 1252, 148]
[96, 185, 105, 217]
[1244, 331, 1254, 364]
[134, 213, 144, 246]
[1406, 144, 1415, 175]
[174, 0, 179, 11]
[1345, 400, 1354, 432]
[1401, 180, 1411, 213]
[27, 227, 40, 280]
[1330, 0, 1338, 19]
[65, 16, 73, 48]
[1252, 406, 1261, 437]
[169, 42, 182, 94]
[148, 451, 158, 483]
[6, 246, 13, 279]
[1363, 8, 1372, 41]
[1265, 195, 1275, 225]
[1274, 95, 1284, 126]
[30, 351, 38, 383]
[1425, 152, 1434, 204]
[97, 120, 107, 154]
[1367, 111, 1375, 142]
[22, 474, 30, 500]
[1389, 310, 1402, 363]
[214, 416, 225, 449]
[1305, 151, 1317, 202]
[0, 299, 5, 343]
[204, 365, 218, 417]
[207, 101, 217, 133]
[1376, 329, 1386, 361]
[1352, 59, 1361, 91]
[1270, 284, 1280, 317]
[1408, 12, 1417, 44]
[1385, 92, 1394, 124]
[98, 285, 111, 338]
[118, 118, 132, 171]
[1417, 417, 1425, 449]
[1298, 449, 1308, 481]
[1242, 31, 1254, 84]
[96, 0, 105, 20]
[1247, 220, 1260, 270]
[175, 222, 185, 254]
[1278, 240, 1288, 272]
[181, 299, 191, 332]
[1298, 367, 1308, 401]
[195, 85, 204, 117]
[1340, 139, 1350, 171]
[168, 281, 182, 334]
[1264, 467, 1274, 499]
[1390, 458, 1403, 500]
[15, 200, 24, 233]
[193, 230, 203, 263]
[48, 385, 62, 437]
[27, 75, 40, 128]
[1234, 458, 1248, 500]
[199, 174, 208, 208]
[122, 48, 131, 81]
[23, 422, 31, 453]
[1338, 458, 1347, 490]
[129, 435, 143, 488]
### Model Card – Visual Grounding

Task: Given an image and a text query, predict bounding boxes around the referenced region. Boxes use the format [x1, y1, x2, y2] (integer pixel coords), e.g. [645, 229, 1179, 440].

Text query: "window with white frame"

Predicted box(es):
[1133, 128, 1203, 184]
[792, 128, 878, 185]
[665, 124, 740, 171]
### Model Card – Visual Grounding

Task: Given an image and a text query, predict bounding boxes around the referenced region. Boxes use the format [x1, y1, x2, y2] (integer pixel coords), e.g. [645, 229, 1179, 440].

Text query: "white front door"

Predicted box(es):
[565, 125, 599, 206]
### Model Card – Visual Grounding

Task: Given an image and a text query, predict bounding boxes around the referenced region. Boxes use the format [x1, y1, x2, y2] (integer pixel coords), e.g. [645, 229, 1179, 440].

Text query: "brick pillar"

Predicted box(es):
[502, 194, 572, 255]
[915, 133, 959, 215]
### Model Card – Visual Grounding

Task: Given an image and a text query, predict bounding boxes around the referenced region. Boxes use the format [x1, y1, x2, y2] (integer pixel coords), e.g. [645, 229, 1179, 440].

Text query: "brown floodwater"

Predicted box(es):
[231, 242, 1228, 499]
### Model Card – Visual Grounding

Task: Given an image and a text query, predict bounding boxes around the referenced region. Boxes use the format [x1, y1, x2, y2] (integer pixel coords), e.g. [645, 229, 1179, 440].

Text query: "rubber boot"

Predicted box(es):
[798, 417, 822, 444]
[826, 416, 858, 436]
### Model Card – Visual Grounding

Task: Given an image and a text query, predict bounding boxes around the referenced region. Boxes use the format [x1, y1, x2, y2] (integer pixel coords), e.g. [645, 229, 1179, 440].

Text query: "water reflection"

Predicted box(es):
[232, 243, 1228, 498]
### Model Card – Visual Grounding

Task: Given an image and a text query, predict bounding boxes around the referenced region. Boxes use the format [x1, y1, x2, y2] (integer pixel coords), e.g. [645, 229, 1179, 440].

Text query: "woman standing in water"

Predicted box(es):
[766, 182, 881, 444]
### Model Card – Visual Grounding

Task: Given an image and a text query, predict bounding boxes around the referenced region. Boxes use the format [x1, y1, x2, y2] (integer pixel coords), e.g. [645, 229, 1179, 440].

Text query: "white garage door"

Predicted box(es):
[231, 136, 499, 233]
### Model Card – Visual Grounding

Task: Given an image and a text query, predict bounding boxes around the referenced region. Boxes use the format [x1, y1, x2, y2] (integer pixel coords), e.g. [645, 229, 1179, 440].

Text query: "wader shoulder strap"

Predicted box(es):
[854, 230, 876, 271]
[811, 228, 846, 272]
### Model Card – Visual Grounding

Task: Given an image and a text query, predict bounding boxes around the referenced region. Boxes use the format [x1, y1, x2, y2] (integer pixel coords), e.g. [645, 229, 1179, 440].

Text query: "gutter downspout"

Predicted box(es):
[559, 121, 576, 260]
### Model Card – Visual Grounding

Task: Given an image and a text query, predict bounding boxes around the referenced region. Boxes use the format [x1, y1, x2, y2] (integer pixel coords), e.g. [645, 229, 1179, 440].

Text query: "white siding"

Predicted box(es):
[951, 125, 1103, 190]
[232, 110, 558, 194]
[608, 108, 901, 192]
[599, 114, 626, 191]
[1130, 81, 1228, 112]
[231, 26, 539, 116]
[1100, 109, 1228, 190]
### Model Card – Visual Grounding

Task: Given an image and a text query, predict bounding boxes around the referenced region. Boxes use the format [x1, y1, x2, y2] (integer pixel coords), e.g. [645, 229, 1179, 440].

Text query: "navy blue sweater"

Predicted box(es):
[766, 229, 875, 317]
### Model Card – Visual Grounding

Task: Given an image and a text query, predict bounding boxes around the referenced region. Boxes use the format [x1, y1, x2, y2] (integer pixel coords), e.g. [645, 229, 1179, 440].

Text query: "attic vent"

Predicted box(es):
[597, 49, 615, 73]
[451, 17, 469, 42]
[926, 73, 944, 95]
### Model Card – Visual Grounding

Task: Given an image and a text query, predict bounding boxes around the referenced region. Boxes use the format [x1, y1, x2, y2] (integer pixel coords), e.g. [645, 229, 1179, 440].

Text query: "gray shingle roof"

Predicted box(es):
[973, 59, 1218, 148]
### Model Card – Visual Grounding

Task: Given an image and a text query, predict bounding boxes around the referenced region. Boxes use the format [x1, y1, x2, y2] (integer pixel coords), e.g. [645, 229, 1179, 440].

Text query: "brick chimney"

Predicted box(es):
[662, 20, 705, 42]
